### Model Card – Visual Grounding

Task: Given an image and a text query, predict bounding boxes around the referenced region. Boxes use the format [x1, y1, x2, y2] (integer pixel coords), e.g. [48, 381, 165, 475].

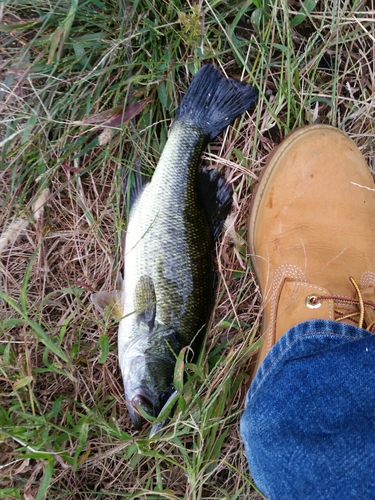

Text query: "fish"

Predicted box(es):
[92, 64, 258, 429]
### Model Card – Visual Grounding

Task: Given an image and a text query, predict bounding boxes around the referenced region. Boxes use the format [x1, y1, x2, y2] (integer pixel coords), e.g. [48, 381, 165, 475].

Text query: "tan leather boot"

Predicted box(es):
[249, 125, 375, 367]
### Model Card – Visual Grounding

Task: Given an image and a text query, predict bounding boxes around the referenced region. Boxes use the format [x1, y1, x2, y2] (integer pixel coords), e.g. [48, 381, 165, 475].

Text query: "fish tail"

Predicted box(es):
[173, 64, 258, 140]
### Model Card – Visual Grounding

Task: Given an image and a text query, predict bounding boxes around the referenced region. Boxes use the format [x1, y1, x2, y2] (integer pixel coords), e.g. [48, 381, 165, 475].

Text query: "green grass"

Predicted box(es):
[1, 0, 375, 498]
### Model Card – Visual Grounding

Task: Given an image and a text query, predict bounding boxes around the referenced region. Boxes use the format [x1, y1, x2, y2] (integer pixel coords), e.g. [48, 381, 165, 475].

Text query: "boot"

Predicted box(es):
[249, 125, 375, 367]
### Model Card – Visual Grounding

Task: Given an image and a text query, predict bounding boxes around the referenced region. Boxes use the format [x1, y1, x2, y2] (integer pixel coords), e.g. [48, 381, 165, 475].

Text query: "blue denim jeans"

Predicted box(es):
[240, 319, 375, 500]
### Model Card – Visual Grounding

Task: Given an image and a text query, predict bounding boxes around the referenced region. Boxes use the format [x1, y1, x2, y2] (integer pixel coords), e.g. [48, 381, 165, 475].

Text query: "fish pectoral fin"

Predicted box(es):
[91, 290, 124, 319]
[198, 168, 233, 240]
[134, 275, 156, 329]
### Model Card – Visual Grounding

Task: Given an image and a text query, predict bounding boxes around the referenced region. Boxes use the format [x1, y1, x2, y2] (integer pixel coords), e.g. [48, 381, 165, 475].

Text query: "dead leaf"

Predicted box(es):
[83, 97, 152, 127]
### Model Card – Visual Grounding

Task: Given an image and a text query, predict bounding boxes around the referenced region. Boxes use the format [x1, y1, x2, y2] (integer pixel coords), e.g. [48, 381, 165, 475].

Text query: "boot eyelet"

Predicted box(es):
[305, 294, 322, 309]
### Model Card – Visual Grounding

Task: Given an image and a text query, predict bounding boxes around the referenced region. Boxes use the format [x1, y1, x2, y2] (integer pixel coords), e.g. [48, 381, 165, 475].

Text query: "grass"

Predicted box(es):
[1, 0, 375, 498]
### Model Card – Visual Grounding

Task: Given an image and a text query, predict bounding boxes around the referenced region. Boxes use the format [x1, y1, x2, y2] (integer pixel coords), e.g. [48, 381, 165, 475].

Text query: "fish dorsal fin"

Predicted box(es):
[91, 290, 124, 319]
[134, 275, 156, 329]
[197, 168, 233, 240]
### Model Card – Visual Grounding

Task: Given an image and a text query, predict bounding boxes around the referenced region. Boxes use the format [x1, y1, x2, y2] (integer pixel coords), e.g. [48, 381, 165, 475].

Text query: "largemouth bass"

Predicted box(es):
[92, 64, 257, 429]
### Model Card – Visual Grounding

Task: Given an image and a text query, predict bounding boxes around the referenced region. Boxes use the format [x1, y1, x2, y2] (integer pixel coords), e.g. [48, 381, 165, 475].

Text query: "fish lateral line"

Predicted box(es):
[124, 205, 160, 258]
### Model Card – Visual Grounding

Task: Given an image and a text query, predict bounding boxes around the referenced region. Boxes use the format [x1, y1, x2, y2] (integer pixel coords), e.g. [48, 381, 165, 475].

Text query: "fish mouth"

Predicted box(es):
[129, 388, 157, 430]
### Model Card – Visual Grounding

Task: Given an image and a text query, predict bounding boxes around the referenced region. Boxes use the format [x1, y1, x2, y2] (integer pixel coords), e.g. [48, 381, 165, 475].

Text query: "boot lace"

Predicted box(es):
[307, 277, 375, 332]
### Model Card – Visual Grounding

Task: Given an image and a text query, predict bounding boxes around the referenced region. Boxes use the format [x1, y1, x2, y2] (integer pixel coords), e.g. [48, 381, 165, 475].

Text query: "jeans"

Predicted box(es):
[240, 319, 375, 500]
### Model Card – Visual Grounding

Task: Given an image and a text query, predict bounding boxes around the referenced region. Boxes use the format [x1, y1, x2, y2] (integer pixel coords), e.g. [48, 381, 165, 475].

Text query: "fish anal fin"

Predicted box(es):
[134, 275, 156, 330]
[91, 290, 124, 319]
[198, 168, 233, 240]
[116, 272, 124, 290]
